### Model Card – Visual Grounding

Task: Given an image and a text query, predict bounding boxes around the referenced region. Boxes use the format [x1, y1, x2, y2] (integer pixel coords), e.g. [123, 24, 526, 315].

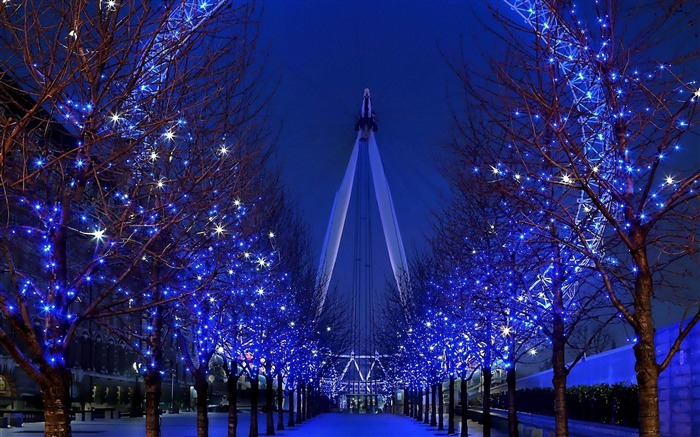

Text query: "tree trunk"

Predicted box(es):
[417, 385, 423, 421]
[296, 382, 303, 424]
[633, 260, 660, 437]
[194, 371, 210, 437]
[424, 384, 430, 423]
[552, 311, 569, 437]
[403, 387, 409, 416]
[304, 384, 310, 419]
[276, 374, 284, 431]
[448, 375, 456, 435]
[413, 387, 418, 419]
[145, 369, 162, 437]
[430, 384, 437, 426]
[438, 383, 444, 431]
[41, 367, 73, 437]
[507, 366, 519, 437]
[483, 368, 492, 437]
[408, 388, 416, 418]
[145, 280, 164, 437]
[228, 373, 238, 437]
[265, 374, 274, 435]
[287, 388, 295, 427]
[249, 376, 259, 437]
[460, 378, 468, 437]
[404, 389, 408, 416]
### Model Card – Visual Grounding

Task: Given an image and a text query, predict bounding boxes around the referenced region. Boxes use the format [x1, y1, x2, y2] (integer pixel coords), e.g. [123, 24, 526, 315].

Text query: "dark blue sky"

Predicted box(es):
[259, 1, 491, 281]
[253, 1, 699, 353]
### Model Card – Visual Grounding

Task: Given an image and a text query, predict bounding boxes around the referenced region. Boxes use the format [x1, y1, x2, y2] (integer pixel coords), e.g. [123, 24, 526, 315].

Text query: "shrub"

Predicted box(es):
[490, 383, 638, 427]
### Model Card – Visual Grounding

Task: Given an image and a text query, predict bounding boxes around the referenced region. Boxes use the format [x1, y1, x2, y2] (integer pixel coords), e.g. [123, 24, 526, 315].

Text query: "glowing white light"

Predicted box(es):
[256, 257, 267, 268]
[233, 199, 241, 207]
[592, 166, 599, 173]
[88, 229, 106, 242]
[664, 175, 676, 185]
[109, 112, 121, 123]
[163, 129, 175, 141]
[219, 146, 228, 155]
[103, 0, 118, 11]
[529, 349, 538, 356]
[501, 326, 512, 336]
[156, 179, 165, 189]
[561, 173, 573, 185]
[256, 288, 264, 296]
[268, 231, 275, 238]
[214, 223, 225, 236]
[243, 252, 250, 259]
[695, 87, 700, 98]
[149, 151, 159, 161]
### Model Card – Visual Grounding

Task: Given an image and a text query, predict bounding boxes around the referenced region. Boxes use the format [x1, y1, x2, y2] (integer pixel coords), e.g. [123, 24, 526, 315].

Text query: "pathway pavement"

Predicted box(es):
[0, 411, 507, 437]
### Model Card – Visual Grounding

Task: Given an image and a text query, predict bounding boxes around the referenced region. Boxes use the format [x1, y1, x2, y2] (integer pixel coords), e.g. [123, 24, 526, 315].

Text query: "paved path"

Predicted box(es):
[0, 412, 507, 437]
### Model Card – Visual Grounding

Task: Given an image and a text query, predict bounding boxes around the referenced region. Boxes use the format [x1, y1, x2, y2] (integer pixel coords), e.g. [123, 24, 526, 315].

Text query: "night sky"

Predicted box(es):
[256, 1, 698, 337]
[259, 1, 492, 295]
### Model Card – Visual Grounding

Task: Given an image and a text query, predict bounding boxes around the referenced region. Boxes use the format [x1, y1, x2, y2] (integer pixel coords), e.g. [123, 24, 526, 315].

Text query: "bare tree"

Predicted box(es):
[453, 1, 700, 436]
[0, 1, 262, 436]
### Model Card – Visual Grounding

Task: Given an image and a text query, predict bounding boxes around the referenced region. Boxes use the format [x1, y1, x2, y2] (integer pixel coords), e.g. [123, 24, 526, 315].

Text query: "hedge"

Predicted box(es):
[487, 383, 638, 427]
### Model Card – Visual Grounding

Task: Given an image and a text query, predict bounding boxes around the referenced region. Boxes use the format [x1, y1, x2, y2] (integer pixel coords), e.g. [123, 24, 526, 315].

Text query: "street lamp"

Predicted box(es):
[208, 374, 215, 401]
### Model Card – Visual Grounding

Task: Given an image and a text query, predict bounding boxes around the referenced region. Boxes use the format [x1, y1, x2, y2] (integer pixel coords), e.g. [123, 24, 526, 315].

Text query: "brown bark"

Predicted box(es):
[145, 276, 164, 437]
[632, 254, 661, 437]
[145, 369, 162, 437]
[249, 376, 259, 437]
[265, 374, 275, 435]
[430, 384, 437, 426]
[460, 378, 468, 437]
[287, 388, 295, 427]
[448, 375, 456, 435]
[41, 367, 73, 437]
[438, 383, 444, 430]
[194, 371, 210, 437]
[506, 366, 519, 437]
[552, 309, 569, 437]
[483, 368, 492, 437]
[227, 373, 238, 437]
[276, 374, 284, 431]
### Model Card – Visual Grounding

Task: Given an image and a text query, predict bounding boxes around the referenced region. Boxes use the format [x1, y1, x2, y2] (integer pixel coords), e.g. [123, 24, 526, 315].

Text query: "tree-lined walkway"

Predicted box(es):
[0, 412, 506, 437]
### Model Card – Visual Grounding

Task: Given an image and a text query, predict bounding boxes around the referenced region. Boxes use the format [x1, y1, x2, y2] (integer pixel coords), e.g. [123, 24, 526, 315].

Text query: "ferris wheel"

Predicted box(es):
[502, 0, 618, 304]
